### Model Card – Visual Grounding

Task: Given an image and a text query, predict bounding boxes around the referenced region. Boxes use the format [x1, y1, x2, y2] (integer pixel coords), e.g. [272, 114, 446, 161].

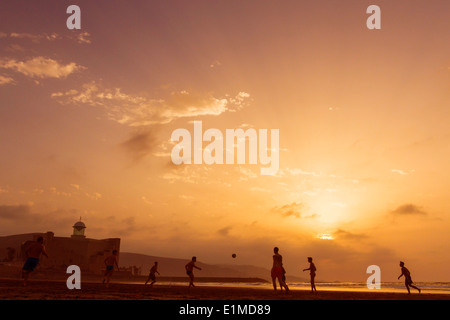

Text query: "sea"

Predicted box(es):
[125, 280, 450, 294]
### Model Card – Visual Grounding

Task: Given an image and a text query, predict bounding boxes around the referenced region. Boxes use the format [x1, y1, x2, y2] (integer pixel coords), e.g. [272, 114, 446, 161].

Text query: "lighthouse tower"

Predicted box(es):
[71, 219, 86, 239]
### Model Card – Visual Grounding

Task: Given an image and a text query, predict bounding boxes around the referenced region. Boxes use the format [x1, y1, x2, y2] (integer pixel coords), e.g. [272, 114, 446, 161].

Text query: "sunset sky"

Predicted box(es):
[1, 0, 449, 282]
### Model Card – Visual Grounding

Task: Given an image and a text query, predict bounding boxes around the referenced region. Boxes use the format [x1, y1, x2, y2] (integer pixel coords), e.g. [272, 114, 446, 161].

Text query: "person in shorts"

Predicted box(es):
[302, 257, 317, 293]
[102, 250, 119, 288]
[145, 261, 160, 286]
[398, 261, 421, 294]
[22, 237, 49, 286]
[185, 256, 202, 288]
[271, 247, 289, 293]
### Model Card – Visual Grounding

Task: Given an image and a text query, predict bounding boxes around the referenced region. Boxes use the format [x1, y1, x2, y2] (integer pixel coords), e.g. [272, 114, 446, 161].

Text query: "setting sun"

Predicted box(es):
[316, 233, 335, 240]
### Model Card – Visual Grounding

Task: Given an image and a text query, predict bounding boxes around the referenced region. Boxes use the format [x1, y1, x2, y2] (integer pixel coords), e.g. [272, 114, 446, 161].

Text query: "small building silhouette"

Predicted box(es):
[72, 220, 87, 238]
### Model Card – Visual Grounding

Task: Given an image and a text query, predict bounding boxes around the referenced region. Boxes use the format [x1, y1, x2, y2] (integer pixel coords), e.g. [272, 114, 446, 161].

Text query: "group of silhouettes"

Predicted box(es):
[100, 253, 201, 288]
[268, 246, 420, 294]
[21, 238, 421, 294]
[270, 246, 316, 294]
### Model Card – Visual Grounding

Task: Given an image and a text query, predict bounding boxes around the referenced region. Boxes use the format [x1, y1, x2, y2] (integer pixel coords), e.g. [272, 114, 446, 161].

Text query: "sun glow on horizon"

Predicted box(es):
[316, 233, 334, 240]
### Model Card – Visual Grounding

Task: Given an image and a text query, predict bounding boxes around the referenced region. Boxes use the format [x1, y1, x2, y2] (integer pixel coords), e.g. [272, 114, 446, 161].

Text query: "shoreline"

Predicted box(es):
[1, 278, 448, 300]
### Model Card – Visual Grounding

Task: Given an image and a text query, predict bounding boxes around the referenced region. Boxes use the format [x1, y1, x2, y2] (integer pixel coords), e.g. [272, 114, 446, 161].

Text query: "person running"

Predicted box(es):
[145, 261, 160, 286]
[398, 261, 421, 294]
[302, 257, 317, 292]
[271, 247, 289, 293]
[102, 250, 119, 288]
[185, 256, 202, 288]
[21, 237, 48, 286]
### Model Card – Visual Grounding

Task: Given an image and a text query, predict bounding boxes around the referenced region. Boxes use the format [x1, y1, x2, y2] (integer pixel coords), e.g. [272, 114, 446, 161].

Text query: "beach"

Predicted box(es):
[1, 278, 448, 300]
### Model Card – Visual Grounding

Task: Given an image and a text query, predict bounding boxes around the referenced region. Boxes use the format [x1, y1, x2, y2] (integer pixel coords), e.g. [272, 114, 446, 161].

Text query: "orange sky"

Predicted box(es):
[0, 0, 449, 281]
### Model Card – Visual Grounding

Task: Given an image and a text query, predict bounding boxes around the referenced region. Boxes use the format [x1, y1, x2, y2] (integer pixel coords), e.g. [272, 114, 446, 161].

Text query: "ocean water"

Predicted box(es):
[204, 281, 450, 294]
[124, 280, 450, 294]
[285, 282, 450, 294]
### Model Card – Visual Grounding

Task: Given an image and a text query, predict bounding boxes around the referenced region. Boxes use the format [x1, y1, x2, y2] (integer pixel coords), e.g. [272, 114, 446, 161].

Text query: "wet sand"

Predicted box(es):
[0, 278, 448, 300]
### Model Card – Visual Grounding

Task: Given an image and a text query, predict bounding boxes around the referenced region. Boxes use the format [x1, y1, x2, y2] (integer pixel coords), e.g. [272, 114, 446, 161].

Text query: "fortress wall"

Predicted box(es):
[0, 231, 120, 275]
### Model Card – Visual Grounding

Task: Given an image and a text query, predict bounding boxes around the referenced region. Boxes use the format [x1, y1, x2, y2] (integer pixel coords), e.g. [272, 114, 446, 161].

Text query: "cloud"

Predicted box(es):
[51, 82, 250, 126]
[277, 168, 321, 177]
[239, 167, 258, 180]
[4, 43, 27, 53]
[391, 169, 414, 175]
[160, 90, 229, 120]
[162, 166, 212, 184]
[1, 32, 91, 45]
[0, 75, 15, 85]
[0, 205, 31, 219]
[390, 204, 427, 216]
[249, 187, 271, 193]
[8, 32, 60, 43]
[209, 60, 222, 68]
[0, 56, 85, 79]
[0, 204, 77, 233]
[141, 196, 153, 206]
[333, 229, 368, 241]
[76, 32, 91, 44]
[70, 184, 80, 190]
[271, 202, 305, 218]
[0, 204, 142, 239]
[217, 226, 232, 236]
[108, 216, 139, 236]
[120, 130, 159, 161]
[152, 140, 174, 158]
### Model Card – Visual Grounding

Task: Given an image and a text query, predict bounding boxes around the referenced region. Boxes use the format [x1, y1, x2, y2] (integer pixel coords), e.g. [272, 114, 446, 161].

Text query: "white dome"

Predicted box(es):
[73, 221, 86, 229]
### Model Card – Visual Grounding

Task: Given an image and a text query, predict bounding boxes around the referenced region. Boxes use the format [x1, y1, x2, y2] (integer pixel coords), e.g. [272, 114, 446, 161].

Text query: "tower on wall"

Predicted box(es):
[71, 219, 86, 239]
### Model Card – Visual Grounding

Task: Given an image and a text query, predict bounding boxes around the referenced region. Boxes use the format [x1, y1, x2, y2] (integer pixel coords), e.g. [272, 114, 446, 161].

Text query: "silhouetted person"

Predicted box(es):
[145, 261, 160, 286]
[271, 247, 289, 293]
[281, 266, 287, 284]
[398, 261, 420, 294]
[21, 237, 48, 286]
[303, 257, 317, 292]
[102, 250, 119, 288]
[185, 256, 202, 288]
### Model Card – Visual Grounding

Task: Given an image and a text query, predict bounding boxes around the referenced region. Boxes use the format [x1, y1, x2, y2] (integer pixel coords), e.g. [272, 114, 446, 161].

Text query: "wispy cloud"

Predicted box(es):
[70, 184, 80, 190]
[217, 226, 232, 236]
[1, 32, 91, 44]
[8, 32, 60, 43]
[0, 204, 31, 219]
[0, 74, 15, 85]
[52, 82, 250, 126]
[391, 169, 414, 175]
[76, 32, 91, 44]
[390, 204, 427, 216]
[4, 43, 26, 53]
[0, 56, 85, 79]
[141, 196, 152, 205]
[162, 166, 212, 184]
[120, 130, 159, 161]
[277, 168, 321, 177]
[209, 60, 222, 68]
[239, 167, 258, 180]
[271, 202, 305, 218]
[333, 228, 368, 241]
[249, 187, 271, 193]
